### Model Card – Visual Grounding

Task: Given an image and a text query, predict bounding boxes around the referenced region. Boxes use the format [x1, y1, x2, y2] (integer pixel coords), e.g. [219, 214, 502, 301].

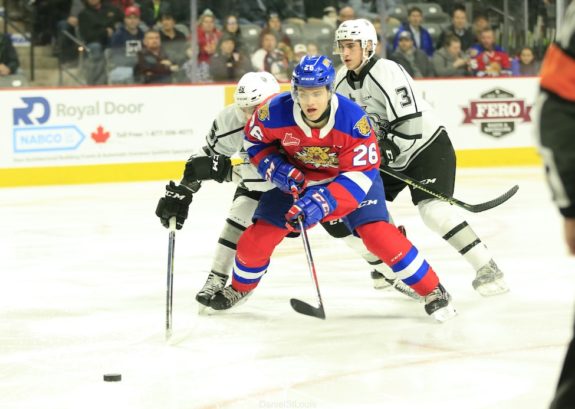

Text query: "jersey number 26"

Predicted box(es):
[353, 143, 378, 166]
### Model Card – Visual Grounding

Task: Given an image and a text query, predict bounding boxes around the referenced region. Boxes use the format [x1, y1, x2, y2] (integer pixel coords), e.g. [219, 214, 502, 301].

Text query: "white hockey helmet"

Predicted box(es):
[334, 18, 378, 60]
[233, 71, 280, 108]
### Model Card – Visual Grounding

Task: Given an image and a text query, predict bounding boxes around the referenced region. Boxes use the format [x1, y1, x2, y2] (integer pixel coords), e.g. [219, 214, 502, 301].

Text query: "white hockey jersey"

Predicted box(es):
[189, 103, 273, 191]
[334, 57, 445, 170]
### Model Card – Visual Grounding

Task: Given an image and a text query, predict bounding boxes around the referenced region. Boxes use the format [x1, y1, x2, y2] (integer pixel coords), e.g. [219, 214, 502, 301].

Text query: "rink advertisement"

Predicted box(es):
[416, 77, 540, 166]
[0, 78, 540, 186]
[0, 85, 224, 185]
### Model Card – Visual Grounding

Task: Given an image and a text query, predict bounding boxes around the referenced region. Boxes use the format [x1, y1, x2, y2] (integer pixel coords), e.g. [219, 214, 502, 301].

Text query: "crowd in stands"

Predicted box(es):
[1, 0, 552, 86]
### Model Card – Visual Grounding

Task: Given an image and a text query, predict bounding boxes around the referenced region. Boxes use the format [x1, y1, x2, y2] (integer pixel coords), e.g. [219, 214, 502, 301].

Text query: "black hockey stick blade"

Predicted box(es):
[379, 166, 519, 213]
[455, 184, 519, 213]
[290, 298, 326, 320]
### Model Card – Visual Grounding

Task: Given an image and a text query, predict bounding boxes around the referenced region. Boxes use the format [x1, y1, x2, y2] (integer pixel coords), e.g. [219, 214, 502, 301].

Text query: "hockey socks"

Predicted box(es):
[232, 257, 268, 292]
[356, 222, 439, 296]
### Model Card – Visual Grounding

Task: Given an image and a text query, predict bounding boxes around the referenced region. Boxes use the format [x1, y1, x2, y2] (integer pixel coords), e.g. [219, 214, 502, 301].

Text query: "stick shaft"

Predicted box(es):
[166, 217, 176, 340]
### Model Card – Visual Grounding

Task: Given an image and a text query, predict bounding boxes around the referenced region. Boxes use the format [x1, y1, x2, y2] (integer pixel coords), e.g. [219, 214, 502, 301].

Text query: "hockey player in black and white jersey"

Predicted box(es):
[329, 19, 509, 297]
[155, 71, 280, 306]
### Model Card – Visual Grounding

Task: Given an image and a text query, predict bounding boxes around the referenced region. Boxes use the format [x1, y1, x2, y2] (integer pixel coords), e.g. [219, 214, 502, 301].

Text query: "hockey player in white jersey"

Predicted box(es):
[330, 19, 509, 296]
[155, 71, 279, 306]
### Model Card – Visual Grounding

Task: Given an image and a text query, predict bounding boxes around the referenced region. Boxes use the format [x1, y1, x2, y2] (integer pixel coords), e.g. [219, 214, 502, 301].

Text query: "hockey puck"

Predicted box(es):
[103, 373, 122, 382]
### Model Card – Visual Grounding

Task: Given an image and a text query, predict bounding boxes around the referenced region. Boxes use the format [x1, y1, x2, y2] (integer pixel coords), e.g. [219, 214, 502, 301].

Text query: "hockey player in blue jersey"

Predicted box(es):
[209, 55, 457, 322]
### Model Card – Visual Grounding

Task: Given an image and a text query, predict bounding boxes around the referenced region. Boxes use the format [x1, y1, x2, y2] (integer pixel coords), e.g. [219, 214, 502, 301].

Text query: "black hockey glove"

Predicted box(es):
[379, 137, 400, 165]
[183, 155, 232, 183]
[155, 181, 194, 230]
[375, 119, 392, 140]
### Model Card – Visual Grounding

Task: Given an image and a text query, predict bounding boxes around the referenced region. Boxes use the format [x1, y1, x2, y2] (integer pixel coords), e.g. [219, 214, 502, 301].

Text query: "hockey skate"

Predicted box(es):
[472, 260, 509, 297]
[195, 271, 228, 307]
[210, 285, 252, 310]
[370, 270, 423, 301]
[424, 284, 457, 322]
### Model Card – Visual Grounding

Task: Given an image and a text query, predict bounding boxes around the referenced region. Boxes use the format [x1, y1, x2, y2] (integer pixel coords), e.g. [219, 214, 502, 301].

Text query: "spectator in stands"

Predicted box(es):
[251, 31, 289, 81]
[197, 10, 221, 65]
[390, 30, 434, 78]
[0, 32, 20, 78]
[56, 0, 85, 64]
[393, 6, 434, 57]
[472, 13, 490, 42]
[511, 46, 540, 76]
[134, 30, 177, 84]
[31, 0, 70, 46]
[322, 6, 338, 28]
[306, 42, 319, 56]
[158, 13, 187, 66]
[432, 34, 470, 77]
[140, 0, 172, 28]
[288, 42, 307, 74]
[437, 3, 474, 51]
[468, 28, 512, 77]
[336, 6, 356, 27]
[108, 5, 145, 84]
[209, 35, 252, 82]
[78, 0, 123, 84]
[221, 15, 246, 53]
[263, 12, 292, 48]
[344, 0, 378, 21]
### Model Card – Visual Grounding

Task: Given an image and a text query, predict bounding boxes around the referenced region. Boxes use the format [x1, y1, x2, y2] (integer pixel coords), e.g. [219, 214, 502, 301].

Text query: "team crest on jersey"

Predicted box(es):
[294, 147, 339, 168]
[257, 102, 270, 121]
[354, 116, 371, 137]
[282, 133, 300, 146]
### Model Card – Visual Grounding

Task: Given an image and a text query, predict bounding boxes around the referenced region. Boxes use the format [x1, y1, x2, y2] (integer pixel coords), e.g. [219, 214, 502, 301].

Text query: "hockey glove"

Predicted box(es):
[379, 137, 400, 166]
[183, 155, 232, 183]
[375, 119, 391, 140]
[155, 181, 194, 230]
[258, 155, 306, 193]
[285, 187, 337, 231]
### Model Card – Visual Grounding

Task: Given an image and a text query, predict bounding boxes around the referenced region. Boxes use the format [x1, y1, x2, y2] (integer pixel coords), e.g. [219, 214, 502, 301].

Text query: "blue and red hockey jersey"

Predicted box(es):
[244, 91, 381, 220]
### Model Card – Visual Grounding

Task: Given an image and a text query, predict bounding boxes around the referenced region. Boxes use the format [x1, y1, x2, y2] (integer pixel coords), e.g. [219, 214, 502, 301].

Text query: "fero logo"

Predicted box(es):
[461, 88, 532, 137]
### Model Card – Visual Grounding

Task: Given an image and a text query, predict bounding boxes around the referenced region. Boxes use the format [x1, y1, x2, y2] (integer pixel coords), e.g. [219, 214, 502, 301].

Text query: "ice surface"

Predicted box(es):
[1, 167, 573, 409]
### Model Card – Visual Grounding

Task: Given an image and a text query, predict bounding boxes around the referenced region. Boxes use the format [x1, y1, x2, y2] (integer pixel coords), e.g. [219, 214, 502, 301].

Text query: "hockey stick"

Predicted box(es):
[379, 166, 519, 213]
[289, 187, 326, 320]
[165, 217, 176, 340]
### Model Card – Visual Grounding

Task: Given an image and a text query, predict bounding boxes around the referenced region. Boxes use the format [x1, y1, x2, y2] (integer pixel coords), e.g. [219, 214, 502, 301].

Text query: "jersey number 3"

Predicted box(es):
[396, 86, 413, 107]
[353, 143, 378, 166]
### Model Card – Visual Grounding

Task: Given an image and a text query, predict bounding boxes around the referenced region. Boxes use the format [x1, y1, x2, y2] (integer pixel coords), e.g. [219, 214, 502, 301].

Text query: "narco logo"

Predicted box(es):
[461, 88, 532, 137]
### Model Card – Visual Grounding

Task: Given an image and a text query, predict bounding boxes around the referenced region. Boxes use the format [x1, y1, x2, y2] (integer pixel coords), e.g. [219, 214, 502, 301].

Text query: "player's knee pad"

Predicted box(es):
[320, 219, 352, 238]
[218, 195, 259, 246]
[417, 198, 466, 236]
[227, 195, 259, 228]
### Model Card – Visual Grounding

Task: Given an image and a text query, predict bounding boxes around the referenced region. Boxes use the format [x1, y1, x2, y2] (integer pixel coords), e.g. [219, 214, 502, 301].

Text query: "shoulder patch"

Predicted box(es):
[257, 102, 270, 121]
[354, 115, 371, 137]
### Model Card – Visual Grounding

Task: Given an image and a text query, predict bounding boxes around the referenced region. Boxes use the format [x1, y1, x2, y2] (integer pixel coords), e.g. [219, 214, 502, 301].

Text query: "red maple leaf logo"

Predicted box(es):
[91, 126, 110, 143]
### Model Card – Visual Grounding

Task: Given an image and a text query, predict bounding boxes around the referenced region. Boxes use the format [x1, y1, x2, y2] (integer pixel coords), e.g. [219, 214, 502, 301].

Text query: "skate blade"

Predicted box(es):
[430, 305, 457, 323]
[474, 278, 510, 297]
[197, 304, 216, 315]
[373, 279, 393, 290]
